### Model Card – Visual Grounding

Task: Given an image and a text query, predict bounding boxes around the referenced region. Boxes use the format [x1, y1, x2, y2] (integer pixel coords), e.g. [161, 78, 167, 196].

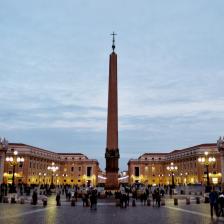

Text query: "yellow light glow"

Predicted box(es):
[212, 178, 218, 184]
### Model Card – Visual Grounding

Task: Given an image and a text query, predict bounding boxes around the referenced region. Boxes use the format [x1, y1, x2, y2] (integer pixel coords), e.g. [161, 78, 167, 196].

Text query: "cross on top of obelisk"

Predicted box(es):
[111, 32, 117, 52]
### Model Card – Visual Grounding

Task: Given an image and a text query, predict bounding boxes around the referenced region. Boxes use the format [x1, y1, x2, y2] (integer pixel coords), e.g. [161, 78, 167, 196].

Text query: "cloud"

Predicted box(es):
[1, 0, 224, 170]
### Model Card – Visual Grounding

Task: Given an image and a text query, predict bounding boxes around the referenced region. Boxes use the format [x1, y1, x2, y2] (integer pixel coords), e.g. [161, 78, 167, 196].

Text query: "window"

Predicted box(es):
[71, 167, 74, 172]
[87, 167, 92, 177]
[134, 167, 139, 177]
[78, 167, 81, 171]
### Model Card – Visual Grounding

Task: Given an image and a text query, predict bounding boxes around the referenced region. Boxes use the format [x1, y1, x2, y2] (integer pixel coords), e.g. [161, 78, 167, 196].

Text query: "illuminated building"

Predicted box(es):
[128, 144, 221, 186]
[3, 143, 99, 186]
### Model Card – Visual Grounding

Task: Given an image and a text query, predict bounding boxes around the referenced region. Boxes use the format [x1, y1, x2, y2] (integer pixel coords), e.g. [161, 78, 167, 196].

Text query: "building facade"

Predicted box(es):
[3, 143, 99, 187]
[128, 144, 221, 186]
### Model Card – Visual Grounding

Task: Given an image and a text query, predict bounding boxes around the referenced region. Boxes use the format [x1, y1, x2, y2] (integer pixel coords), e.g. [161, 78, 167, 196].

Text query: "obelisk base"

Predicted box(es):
[105, 172, 119, 190]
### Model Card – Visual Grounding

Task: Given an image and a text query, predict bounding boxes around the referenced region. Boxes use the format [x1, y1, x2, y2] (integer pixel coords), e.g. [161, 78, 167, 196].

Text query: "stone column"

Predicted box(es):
[105, 48, 120, 190]
[0, 138, 8, 184]
[217, 137, 224, 186]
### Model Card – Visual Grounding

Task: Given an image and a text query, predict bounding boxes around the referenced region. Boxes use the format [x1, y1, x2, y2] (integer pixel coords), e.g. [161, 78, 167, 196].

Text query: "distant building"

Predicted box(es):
[3, 143, 99, 186]
[128, 143, 221, 186]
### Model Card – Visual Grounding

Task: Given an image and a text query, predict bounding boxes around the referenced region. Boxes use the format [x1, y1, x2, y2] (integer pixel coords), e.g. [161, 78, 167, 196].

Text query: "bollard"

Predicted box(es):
[132, 199, 136, 207]
[196, 197, 200, 204]
[147, 198, 151, 206]
[42, 198, 47, 207]
[115, 199, 120, 207]
[161, 198, 165, 206]
[20, 197, 25, 204]
[204, 197, 209, 203]
[71, 198, 75, 207]
[11, 197, 16, 204]
[3, 196, 9, 203]
[174, 198, 178, 206]
[186, 197, 190, 205]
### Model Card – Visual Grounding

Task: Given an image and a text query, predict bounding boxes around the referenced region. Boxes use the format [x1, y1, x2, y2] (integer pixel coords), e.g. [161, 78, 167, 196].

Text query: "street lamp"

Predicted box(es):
[47, 162, 58, 188]
[158, 174, 163, 186]
[43, 173, 46, 184]
[5, 149, 24, 193]
[38, 172, 42, 185]
[198, 151, 216, 188]
[62, 173, 68, 185]
[167, 162, 178, 188]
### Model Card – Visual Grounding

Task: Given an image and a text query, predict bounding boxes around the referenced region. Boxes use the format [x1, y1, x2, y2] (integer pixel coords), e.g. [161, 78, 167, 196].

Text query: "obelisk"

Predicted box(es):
[105, 33, 120, 190]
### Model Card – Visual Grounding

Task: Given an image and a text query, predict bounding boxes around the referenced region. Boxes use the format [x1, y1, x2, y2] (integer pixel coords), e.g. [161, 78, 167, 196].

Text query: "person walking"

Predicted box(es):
[56, 191, 61, 206]
[209, 187, 218, 217]
[155, 188, 161, 208]
[32, 189, 38, 205]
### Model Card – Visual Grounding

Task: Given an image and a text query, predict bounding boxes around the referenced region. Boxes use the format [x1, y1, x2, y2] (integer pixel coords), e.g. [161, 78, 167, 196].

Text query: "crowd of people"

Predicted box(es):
[3, 182, 224, 218]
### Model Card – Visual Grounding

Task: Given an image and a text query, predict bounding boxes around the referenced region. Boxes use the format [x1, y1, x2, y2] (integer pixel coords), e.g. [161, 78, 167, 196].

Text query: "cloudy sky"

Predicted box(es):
[0, 0, 224, 170]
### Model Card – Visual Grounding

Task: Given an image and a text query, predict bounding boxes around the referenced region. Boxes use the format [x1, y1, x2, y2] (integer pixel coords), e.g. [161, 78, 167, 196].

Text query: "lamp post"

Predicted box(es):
[5, 149, 24, 193]
[43, 173, 46, 185]
[167, 162, 178, 188]
[55, 174, 58, 185]
[47, 162, 58, 188]
[158, 174, 163, 186]
[38, 172, 42, 185]
[198, 151, 216, 189]
[0, 138, 8, 185]
[62, 173, 67, 185]
[217, 137, 224, 187]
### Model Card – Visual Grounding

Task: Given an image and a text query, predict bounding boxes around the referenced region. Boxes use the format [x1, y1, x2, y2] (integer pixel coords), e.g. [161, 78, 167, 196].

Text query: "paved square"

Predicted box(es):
[1, 196, 224, 224]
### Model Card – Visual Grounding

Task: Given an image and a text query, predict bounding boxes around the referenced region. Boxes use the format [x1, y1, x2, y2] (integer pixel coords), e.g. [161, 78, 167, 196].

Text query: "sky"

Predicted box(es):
[0, 0, 224, 171]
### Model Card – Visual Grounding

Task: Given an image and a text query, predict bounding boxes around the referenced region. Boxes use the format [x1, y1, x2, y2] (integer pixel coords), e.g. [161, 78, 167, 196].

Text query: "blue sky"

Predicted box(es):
[0, 0, 224, 170]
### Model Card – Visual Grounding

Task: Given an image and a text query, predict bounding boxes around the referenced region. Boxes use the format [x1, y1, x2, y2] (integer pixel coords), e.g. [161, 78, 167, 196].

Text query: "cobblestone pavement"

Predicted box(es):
[0, 196, 224, 224]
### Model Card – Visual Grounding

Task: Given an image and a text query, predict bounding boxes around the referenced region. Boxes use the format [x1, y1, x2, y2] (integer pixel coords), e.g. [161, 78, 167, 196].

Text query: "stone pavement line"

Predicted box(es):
[165, 205, 224, 221]
[0, 206, 55, 220]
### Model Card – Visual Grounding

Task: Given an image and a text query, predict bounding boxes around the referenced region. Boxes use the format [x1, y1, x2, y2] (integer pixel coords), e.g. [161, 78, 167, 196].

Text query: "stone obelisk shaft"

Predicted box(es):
[106, 52, 118, 149]
[105, 51, 120, 190]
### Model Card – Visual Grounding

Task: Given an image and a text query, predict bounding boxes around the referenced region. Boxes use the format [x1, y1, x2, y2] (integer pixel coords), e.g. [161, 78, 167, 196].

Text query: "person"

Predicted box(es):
[74, 190, 78, 202]
[56, 191, 61, 206]
[152, 190, 156, 207]
[32, 189, 38, 205]
[90, 189, 97, 210]
[209, 187, 218, 217]
[155, 188, 161, 208]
